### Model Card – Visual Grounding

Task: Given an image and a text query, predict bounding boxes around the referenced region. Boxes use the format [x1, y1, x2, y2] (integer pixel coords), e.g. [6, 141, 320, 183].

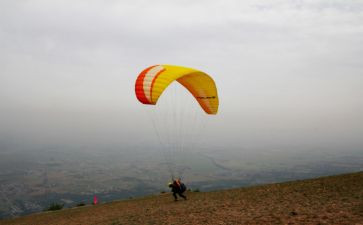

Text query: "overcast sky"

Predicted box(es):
[1, 0, 362, 154]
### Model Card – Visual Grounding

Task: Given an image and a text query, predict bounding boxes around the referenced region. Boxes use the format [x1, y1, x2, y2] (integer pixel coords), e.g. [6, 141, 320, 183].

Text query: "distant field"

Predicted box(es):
[1, 172, 362, 225]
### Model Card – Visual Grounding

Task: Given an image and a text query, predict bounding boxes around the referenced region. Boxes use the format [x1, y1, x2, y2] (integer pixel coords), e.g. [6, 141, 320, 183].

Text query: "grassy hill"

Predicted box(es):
[1, 172, 362, 225]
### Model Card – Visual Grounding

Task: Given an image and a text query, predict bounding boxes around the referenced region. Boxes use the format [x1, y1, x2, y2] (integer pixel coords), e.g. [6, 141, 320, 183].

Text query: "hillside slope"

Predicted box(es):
[1, 172, 362, 225]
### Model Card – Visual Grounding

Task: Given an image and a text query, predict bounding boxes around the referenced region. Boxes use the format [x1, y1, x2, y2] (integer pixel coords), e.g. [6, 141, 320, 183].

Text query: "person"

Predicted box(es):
[168, 179, 187, 201]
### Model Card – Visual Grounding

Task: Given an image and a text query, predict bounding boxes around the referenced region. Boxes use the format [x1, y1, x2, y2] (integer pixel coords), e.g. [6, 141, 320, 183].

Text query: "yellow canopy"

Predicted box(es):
[135, 65, 219, 114]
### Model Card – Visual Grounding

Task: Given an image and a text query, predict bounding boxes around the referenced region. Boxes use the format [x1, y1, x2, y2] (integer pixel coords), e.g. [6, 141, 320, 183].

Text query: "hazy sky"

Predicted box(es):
[1, 0, 362, 153]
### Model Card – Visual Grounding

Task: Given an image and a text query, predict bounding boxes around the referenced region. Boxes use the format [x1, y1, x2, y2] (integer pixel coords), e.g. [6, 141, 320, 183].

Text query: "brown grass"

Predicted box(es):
[1, 172, 362, 225]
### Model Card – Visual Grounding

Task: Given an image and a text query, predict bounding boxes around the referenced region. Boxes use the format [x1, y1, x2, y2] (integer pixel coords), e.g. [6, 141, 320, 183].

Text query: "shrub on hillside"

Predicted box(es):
[76, 202, 86, 207]
[44, 203, 64, 211]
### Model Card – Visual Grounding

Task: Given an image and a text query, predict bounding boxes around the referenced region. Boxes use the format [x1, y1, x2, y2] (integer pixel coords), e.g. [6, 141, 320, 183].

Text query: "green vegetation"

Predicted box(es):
[44, 203, 64, 211]
[76, 202, 86, 207]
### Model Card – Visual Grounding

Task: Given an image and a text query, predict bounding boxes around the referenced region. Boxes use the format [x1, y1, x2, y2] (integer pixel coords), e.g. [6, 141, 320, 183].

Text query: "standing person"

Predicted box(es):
[168, 179, 187, 201]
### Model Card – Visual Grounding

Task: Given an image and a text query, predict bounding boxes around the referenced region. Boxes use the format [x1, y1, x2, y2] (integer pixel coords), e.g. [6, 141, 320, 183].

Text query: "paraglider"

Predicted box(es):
[168, 178, 187, 201]
[135, 64, 219, 189]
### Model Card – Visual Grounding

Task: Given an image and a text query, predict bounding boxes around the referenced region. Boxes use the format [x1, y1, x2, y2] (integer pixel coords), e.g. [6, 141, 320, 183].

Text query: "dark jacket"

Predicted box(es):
[170, 181, 186, 193]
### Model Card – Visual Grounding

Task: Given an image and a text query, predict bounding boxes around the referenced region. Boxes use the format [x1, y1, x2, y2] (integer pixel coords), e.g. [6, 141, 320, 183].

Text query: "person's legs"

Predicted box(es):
[178, 192, 187, 200]
[173, 192, 178, 201]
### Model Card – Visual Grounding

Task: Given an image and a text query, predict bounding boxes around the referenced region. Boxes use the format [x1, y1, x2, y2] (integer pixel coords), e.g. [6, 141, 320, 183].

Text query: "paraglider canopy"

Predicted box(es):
[135, 65, 219, 114]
